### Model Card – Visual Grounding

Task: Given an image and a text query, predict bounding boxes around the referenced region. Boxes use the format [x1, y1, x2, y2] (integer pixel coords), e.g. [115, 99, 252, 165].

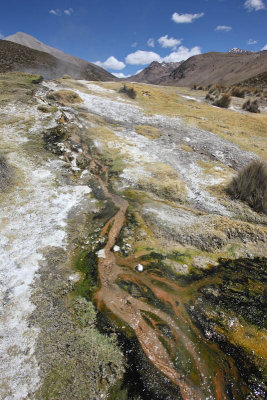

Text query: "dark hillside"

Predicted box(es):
[0, 40, 115, 81]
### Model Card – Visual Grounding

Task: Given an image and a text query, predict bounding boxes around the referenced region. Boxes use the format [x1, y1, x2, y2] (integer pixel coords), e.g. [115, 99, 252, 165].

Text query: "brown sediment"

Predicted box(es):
[68, 124, 259, 399]
[91, 163, 244, 400]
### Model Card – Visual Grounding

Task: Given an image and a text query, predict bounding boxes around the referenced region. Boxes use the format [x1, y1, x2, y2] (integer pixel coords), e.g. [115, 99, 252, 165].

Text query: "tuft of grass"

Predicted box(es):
[213, 94, 231, 109]
[47, 90, 83, 105]
[119, 84, 136, 99]
[230, 87, 245, 98]
[242, 99, 260, 113]
[227, 160, 267, 213]
[37, 105, 58, 113]
[205, 93, 214, 102]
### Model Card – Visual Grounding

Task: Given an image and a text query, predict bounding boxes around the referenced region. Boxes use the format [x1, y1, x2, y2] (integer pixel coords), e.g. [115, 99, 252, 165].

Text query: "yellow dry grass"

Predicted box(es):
[198, 159, 235, 182]
[180, 144, 193, 152]
[100, 82, 267, 158]
[135, 125, 162, 139]
[137, 162, 188, 203]
[48, 90, 83, 105]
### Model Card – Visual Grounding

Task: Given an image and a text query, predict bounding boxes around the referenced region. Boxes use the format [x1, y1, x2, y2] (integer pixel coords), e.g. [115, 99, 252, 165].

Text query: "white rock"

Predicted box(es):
[68, 273, 80, 283]
[113, 245, 120, 252]
[96, 248, 106, 258]
[136, 264, 144, 272]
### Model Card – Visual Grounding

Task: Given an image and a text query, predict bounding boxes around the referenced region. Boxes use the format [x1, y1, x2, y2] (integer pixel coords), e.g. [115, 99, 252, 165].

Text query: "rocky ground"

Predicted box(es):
[0, 72, 266, 399]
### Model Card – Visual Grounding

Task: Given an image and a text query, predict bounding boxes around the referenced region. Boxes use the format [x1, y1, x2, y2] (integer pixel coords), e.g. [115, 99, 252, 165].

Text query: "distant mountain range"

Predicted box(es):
[0, 32, 115, 81]
[1, 32, 266, 87]
[228, 48, 253, 54]
[128, 50, 267, 87]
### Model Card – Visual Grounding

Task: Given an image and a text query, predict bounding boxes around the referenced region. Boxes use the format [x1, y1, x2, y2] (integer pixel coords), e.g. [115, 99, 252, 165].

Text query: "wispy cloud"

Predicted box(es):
[94, 56, 126, 70]
[261, 44, 267, 50]
[147, 38, 155, 47]
[158, 35, 182, 49]
[0, 33, 4, 39]
[172, 12, 204, 23]
[64, 8, 74, 16]
[131, 42, 138, 47]
[244, 0, 265, 11]
[215, 25, 232, 32]
[49, 8, 74, 16]
[125, 46, 201, 65]
[247, 38, 258, 44]
[49, 9, 61, 16]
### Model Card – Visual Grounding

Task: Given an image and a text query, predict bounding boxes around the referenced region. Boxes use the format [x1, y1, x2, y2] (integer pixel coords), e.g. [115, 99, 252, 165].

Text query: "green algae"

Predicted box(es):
[74, 249, 100, 299]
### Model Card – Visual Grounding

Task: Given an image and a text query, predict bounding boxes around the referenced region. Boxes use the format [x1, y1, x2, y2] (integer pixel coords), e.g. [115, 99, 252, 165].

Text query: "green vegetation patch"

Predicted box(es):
[0, 72, 42, 104]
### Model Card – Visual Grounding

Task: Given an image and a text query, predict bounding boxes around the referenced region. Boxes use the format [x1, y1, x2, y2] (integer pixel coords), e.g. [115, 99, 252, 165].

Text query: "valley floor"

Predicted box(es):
[0, 73, 266, 399]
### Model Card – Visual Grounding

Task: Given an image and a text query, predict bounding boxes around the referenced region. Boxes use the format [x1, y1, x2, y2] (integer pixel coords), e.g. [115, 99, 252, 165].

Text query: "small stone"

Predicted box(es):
[68, 273, 80, 283]
[113, 245, 120, 252]
[136, 264, 144, 272]
[96, 249, 106, 258]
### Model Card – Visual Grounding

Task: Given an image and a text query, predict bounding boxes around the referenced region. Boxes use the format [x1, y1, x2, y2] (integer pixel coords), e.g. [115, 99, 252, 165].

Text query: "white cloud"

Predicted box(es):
[172, 12, 204, 23]
[244, 0, 265, 11]
[49, 9, 61, 16]
[0, 33, 4, 39]
[94, 56, 126, 70]
[112, 72, 130, 78]
[162, 46, 201, 63]
[215, 25, 232, 32]
[261, 44, 267, 50]
[247, 38, 258, 44]
[158, 35, 182, 49]
[125, 46, 201, 65]
[64, 8, 74, 16]
[131, 42, 138, 47]
[147, 38, 155, 47]
[125, 50, 161, 65]
[135, 69, 143, 74]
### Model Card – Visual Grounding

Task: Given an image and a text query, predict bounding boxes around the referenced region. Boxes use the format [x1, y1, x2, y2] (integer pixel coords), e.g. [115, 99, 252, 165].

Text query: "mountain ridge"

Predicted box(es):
[2, 32, 115, 81]
[127, 50, 267, 87]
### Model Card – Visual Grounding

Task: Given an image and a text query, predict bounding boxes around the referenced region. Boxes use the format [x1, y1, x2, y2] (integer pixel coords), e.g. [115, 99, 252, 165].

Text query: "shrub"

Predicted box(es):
[30, 75, 43, 84]
[231, 87, 245, 98]
[213, 94, 231, 108]
[242, 99, 260, 113]
[227, 160, 267, 213]
[119, 84, 137, 99]
[205, 93, 214, 102]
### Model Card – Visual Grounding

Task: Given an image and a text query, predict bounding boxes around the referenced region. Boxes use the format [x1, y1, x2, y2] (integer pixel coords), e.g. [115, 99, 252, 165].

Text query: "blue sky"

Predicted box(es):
[1, 0, 266, 77]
